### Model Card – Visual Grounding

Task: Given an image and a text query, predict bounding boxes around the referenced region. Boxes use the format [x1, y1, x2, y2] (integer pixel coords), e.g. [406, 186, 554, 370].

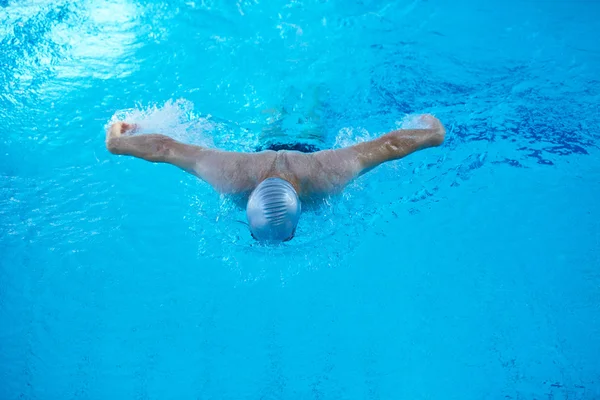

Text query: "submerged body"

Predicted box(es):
[106, 114, 445, 241]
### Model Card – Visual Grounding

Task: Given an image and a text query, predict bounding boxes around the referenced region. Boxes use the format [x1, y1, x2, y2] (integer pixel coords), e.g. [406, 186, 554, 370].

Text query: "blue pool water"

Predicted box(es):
[1, 0, 600, 398]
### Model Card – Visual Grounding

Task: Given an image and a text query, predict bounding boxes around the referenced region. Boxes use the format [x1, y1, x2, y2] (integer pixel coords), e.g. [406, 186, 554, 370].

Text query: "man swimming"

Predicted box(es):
[106, 114, 445, 242]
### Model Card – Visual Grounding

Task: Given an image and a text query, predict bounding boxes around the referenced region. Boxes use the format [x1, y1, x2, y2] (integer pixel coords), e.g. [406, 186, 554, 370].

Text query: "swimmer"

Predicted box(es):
[106, 114, 445, 242]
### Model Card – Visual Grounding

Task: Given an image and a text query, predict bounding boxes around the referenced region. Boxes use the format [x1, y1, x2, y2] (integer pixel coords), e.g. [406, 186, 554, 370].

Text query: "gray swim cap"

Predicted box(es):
[246, 178, 301, 242]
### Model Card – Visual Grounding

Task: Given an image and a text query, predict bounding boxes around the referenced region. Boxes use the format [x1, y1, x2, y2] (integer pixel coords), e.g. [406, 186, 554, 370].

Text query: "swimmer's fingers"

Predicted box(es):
[120, 122, 140, 134]
[107, 122, 123, 141]
[107, 122, 140, 139]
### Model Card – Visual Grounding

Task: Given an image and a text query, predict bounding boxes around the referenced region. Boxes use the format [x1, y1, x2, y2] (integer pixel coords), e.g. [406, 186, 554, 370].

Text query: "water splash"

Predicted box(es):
[108, 99, 217, 146]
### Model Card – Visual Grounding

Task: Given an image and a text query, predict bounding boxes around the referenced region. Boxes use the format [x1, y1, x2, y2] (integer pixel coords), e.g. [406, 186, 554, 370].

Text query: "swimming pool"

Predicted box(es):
[1, 0, 599, 398]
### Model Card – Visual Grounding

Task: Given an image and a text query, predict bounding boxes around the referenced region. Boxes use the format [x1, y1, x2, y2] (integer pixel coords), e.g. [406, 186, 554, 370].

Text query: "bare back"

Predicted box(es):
[188, 149, 360, 199]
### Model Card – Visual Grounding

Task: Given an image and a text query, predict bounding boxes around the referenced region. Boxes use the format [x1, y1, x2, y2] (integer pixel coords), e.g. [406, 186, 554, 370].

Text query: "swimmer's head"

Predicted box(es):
[246, 177, 301, 242]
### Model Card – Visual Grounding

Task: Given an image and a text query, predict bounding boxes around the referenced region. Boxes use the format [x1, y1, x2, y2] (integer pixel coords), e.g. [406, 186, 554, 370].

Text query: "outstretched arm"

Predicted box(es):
[350, 114, 445, 173]
[105, 122, 276, 194]
[307, 114, 445, 193]
[106, 122, 205, 174]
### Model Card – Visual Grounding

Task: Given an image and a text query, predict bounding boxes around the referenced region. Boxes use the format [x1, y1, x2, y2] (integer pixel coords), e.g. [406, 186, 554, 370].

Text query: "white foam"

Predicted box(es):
[399, 113, 432, 129]
[332, 126, 374, 148]
[108, 99, 216, 147]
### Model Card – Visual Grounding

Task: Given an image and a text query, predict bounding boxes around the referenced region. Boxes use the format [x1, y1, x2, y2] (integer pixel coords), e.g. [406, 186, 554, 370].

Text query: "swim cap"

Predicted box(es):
[246, 178, 301, 242]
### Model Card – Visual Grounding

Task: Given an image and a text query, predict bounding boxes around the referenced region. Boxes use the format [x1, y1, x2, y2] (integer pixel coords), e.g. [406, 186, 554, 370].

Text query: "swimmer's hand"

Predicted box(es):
[416, 114, 445, 147]
[107, 122, 138, 139]
[106, 122, 139, 151]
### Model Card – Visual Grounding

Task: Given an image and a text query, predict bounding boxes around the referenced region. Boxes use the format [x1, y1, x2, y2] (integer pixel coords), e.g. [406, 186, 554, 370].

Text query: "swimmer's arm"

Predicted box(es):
[106, 122, 274, 193]
[352, 115, 445, 173]
[106, 122, 202, 174]
[310, 115, 445, 191]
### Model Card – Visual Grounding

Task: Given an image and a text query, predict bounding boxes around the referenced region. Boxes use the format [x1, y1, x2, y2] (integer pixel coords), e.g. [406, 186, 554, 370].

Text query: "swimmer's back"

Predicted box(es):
[271, 149, 362, 197]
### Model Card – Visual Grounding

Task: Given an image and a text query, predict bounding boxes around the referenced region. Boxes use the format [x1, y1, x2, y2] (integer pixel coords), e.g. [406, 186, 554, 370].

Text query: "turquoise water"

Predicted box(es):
[1, 0, 600, 398]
